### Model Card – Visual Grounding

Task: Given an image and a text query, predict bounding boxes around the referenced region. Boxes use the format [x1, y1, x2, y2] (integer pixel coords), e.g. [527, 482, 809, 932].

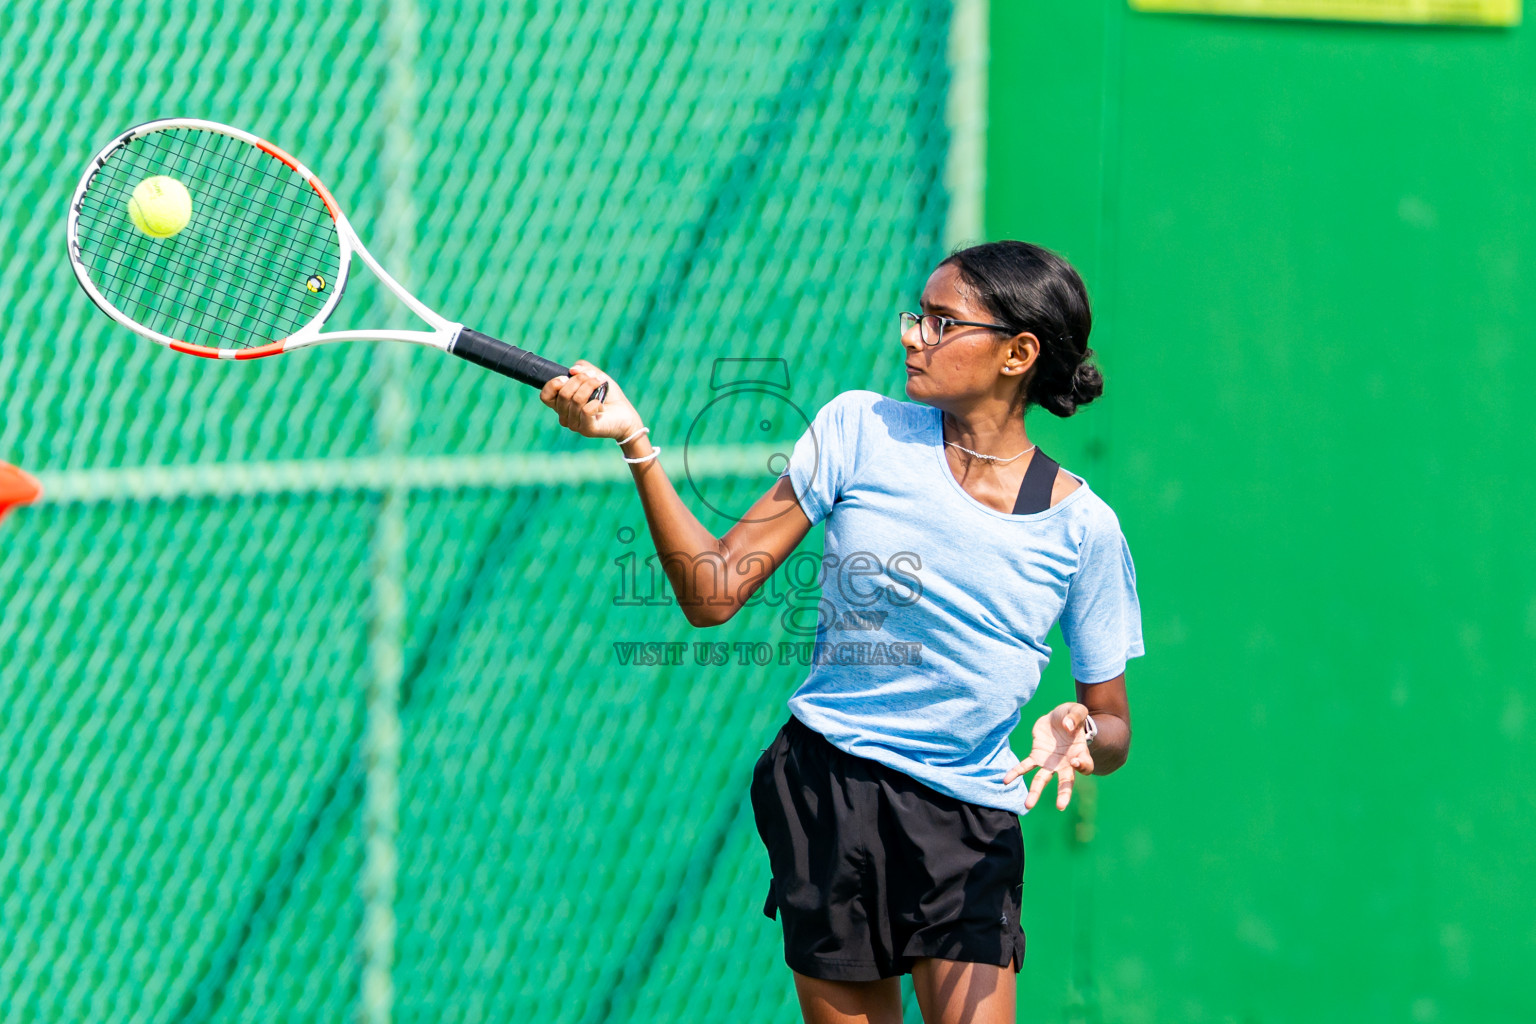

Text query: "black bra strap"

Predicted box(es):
[1012, 449, 1060, 515]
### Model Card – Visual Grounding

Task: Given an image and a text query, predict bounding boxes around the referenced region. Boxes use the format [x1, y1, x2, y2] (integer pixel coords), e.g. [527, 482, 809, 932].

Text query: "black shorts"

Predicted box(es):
[749, 715, 1026, 982]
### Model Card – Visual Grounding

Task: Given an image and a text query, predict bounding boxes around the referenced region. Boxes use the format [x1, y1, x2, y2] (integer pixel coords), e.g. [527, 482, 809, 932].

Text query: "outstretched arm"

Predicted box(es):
[541, 362, 814, 627]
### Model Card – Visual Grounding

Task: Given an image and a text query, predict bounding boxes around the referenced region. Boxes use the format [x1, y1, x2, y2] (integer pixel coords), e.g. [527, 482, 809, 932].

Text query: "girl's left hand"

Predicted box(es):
[1003, 701, 1094, 810]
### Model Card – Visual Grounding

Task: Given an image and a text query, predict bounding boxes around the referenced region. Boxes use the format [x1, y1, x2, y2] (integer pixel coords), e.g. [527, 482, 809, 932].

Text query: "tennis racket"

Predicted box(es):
[66, 118, 605, 401]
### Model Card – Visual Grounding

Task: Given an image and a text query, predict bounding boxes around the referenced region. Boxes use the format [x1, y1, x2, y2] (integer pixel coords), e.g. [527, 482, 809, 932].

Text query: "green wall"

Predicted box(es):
[990, 4, 1536, 1022]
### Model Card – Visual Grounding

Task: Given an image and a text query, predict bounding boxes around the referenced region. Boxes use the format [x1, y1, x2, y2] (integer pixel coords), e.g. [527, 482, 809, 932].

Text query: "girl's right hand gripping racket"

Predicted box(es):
[66, 118, 605, 401]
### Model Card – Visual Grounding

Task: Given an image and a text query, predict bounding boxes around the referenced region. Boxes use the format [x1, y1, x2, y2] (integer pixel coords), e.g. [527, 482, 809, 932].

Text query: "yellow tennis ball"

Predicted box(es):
[127, 175, 192, 238]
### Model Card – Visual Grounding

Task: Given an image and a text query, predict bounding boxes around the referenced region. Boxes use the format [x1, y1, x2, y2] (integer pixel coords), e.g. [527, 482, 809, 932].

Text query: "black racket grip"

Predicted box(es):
[449, 327, 608, 402]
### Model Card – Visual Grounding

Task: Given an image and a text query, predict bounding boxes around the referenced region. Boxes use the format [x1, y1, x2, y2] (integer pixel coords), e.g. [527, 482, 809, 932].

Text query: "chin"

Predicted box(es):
[904, 377, 946, 409]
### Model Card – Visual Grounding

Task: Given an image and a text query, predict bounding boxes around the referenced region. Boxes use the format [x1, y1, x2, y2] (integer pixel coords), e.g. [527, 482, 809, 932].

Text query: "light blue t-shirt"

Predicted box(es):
[780, 389, 1145, 814]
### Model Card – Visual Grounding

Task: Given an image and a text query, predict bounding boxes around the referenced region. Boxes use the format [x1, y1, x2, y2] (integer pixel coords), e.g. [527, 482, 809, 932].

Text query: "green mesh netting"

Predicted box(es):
[0, 2, 959, 1021]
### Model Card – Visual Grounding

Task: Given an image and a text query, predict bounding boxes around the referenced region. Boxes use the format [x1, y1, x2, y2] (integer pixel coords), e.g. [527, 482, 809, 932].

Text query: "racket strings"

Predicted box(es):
[90, 204, 320, 341]
[86, 142, 327, 335]
[83, 143, 332, 346]
[105, 129, 339, 325]
[74, 128, 342, 350]
[115, 134, 330, 304]
[102, 200, 324, 339]
[111, 130, 337, 340]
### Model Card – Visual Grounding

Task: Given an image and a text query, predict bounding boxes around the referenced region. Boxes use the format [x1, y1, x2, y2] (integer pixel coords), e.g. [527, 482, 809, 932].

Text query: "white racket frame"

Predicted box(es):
[67, 118, 460, 361]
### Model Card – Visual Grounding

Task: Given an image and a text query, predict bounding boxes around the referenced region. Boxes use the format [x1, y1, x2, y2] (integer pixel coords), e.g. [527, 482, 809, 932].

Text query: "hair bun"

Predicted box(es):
[1071, 359, 1104, 404]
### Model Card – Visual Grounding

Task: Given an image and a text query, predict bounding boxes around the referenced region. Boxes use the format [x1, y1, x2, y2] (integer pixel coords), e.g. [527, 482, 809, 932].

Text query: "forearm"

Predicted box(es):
[1087, 712, 1131, 774]
[618, 430, 730, 624]
[542, 368, 807, 626]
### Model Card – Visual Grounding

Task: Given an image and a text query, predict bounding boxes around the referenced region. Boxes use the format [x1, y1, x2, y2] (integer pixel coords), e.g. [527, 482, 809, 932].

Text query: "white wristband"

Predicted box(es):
[1083, 714, 1098, 745]
[623, 446, 660, 465]
[617, 426, 649, 446]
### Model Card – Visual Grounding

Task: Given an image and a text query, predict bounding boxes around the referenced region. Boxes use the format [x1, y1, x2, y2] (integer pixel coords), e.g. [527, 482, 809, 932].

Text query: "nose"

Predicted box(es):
[899, 318, 924, 353]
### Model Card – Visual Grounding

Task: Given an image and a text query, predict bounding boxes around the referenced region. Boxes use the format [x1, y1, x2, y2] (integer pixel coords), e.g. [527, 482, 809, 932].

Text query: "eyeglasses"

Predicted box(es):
[899, 311, 1015, 347]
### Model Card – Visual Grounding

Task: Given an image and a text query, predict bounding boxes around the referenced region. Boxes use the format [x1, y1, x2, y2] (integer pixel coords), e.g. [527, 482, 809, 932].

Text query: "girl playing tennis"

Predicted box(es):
[541, 241, 1143, 1024]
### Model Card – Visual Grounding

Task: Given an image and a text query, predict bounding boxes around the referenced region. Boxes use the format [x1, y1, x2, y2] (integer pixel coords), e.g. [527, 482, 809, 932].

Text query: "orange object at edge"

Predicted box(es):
[0, 462, 42, 520]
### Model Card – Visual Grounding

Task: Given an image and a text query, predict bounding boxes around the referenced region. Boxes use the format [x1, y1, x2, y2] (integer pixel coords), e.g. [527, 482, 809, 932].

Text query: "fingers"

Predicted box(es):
[540, 365, 609, 430]
[1059, 702, 1090, 735]
[570, 359, 605, 381]
[558, 370, 602, 406]
[1069, 751, 1095, 776]
[552, 376, 582, 429]
[539, 362, 647, 445]
[538, 375, 565, 407]
[1025, 765, 1052, 810]
[567, 362, 607, 407]
[1003, 757, 1037, 786]
[1015, 762, 1080, 811]
[1056, 765, 1075, 810]
[539, 361, 605, 398]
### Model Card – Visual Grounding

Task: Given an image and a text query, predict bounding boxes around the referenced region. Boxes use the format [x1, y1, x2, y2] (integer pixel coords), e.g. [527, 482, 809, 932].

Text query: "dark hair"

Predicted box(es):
[940, 241, 1102, 417]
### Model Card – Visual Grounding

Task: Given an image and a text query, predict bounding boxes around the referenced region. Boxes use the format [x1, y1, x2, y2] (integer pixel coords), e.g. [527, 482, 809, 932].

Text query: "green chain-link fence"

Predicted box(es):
[0, 1, 982, 1020]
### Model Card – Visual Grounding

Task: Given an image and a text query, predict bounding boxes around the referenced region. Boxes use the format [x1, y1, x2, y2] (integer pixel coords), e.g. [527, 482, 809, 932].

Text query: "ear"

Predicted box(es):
[1001, 331, 1040, 378]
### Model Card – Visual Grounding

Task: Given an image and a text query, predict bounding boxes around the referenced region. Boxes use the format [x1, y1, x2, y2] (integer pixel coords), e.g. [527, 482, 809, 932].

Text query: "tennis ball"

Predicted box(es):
[127, 175, 192, 238]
